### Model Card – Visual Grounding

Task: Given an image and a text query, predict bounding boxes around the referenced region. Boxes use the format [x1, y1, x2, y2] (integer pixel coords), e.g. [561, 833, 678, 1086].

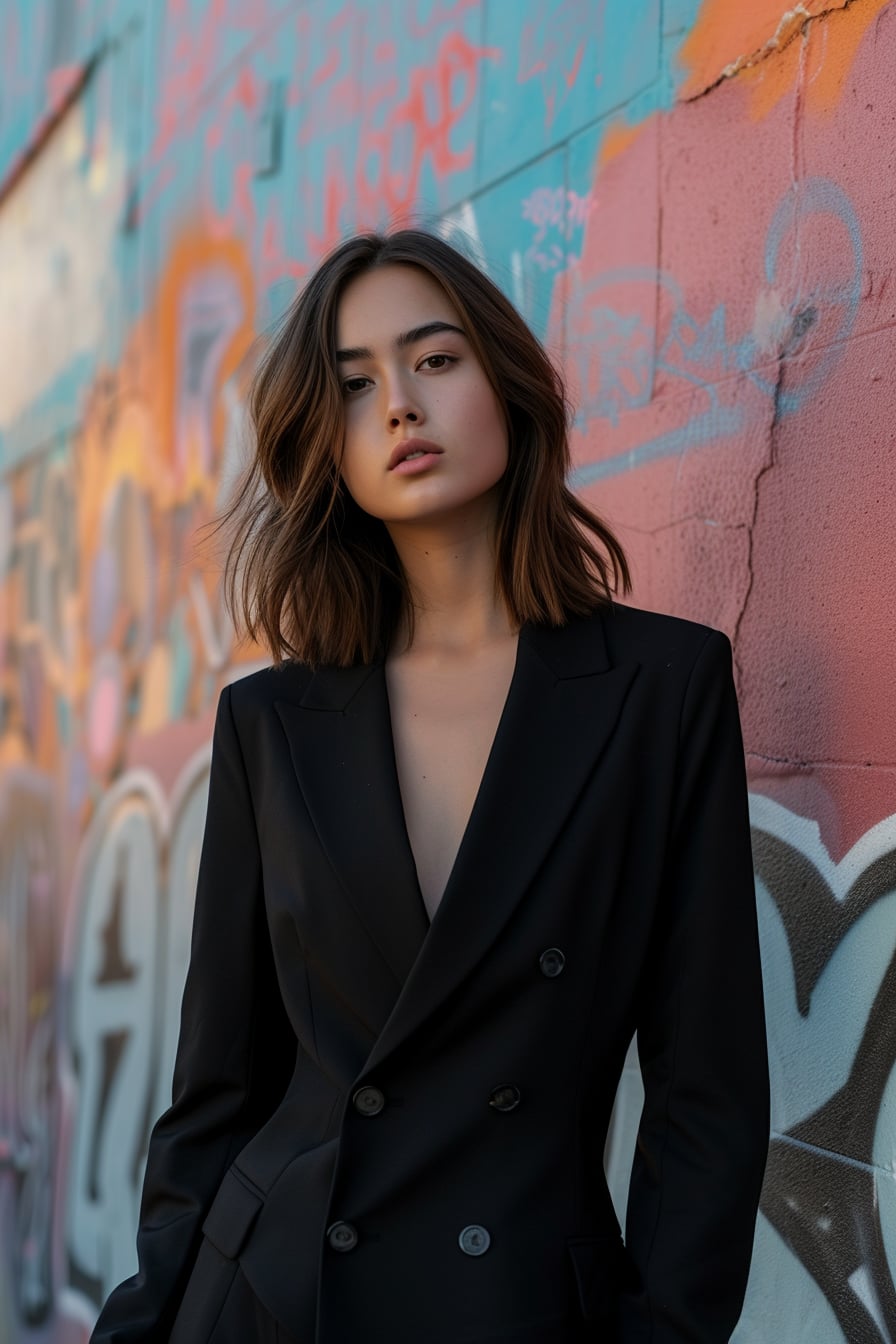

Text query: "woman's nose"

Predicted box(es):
[389, 406, 419, 427]
[385, 377, 423, 428]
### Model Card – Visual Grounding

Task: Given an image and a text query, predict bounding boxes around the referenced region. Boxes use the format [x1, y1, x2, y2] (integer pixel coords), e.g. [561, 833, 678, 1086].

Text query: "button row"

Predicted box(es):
[326, 1221, 492, 1257]
[328, 950, 565, 1264]
[347, 947, 565, 1116]
[351, 1081, 524, 1118]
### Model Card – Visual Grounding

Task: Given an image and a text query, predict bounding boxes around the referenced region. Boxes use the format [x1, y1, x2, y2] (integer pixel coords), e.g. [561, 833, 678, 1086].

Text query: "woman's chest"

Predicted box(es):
[386, 642, 518, 917]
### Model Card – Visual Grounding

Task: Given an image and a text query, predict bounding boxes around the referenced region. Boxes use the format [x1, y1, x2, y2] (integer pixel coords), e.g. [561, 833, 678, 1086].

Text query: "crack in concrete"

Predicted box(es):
[791, 18, 808, 209]
[680, 0, 865, 103]
[747, 752, 896, 770]
[621, 514, 751, 538]
[731, 353, 785, 690]
[729, 22, 812, 689]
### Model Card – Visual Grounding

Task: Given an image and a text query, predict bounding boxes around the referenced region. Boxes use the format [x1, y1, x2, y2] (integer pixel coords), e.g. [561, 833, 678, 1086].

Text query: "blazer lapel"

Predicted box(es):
[363, 609, 640, 1075]
[275, 661, 429, 991]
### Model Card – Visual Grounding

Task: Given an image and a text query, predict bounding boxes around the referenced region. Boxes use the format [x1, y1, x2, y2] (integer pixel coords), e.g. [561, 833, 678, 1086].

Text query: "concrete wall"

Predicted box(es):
[1, 2, 894, 1339]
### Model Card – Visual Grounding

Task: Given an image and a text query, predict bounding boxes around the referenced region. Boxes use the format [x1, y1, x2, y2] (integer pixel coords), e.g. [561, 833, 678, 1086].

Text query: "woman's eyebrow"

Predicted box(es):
[336, 320, 466, 363]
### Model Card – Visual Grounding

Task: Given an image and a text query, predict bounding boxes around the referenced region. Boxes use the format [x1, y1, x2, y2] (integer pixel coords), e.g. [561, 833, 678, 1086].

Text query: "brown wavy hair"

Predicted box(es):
[221, 229, 629, 667]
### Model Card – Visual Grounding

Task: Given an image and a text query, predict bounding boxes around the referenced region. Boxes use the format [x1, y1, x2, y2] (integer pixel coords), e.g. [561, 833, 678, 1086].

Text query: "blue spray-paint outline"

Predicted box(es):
[571, 177, 862, 486]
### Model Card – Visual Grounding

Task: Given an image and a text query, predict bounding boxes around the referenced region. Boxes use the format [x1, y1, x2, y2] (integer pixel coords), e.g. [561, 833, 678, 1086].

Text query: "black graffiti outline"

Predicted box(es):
[754, 821, 896, 1344]
[63, 748, 211, 1314]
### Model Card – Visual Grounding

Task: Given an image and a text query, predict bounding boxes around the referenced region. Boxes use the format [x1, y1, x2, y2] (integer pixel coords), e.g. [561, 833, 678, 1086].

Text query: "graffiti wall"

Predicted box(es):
[0, 1, 893, 1339]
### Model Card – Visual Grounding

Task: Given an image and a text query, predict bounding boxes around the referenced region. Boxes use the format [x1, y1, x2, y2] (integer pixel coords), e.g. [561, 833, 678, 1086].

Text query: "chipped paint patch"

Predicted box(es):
[716, 6, 814, 82]
[677, 0, 889, 117]
[678, 0, 832, 98]
[752, 286, 790, 356]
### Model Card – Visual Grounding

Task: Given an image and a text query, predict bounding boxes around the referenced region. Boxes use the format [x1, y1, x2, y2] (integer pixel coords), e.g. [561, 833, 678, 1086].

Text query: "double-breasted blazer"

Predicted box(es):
[92, 602, 769, 1344]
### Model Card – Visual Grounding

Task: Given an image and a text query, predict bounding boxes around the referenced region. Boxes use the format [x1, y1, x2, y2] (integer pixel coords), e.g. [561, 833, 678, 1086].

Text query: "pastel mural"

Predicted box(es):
[0, 2, 894, 1340]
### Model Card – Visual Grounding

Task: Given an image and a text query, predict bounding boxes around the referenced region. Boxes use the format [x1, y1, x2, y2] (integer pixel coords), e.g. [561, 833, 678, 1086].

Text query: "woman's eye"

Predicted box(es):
[420, 354, 455, 371]
[342, 376, 370, 395]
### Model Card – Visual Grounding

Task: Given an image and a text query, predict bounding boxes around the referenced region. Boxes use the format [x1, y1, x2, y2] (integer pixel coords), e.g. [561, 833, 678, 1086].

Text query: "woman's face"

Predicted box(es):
[335, 263, 509, 528]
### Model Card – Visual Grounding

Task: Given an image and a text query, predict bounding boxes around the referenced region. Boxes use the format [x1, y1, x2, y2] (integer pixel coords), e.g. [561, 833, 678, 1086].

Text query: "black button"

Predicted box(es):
[489, 1084, 521, 1112]
[539, 947, 566, 977]
[326, 1220, 359, 1252]
[458, 1224, 491, 1256]
[352, 1085, 385, 1116]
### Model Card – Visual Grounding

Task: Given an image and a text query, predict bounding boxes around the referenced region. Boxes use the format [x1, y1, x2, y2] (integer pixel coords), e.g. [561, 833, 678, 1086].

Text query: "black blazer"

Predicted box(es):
[92, 603, 769, 1344]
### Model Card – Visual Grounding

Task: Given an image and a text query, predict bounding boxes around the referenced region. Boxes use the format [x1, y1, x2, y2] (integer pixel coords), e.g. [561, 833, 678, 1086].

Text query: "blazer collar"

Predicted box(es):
[275, 607, 638, 1071]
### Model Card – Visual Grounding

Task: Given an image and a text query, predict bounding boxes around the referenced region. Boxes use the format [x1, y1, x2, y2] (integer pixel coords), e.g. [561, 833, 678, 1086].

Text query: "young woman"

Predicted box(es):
[91, 230, 769, 1343]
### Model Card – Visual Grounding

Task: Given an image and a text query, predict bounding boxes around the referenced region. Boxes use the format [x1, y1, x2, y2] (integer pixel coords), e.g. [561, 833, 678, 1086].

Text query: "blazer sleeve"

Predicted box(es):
[619, 631, 770, 1343]
[91, 684, 295, 1343]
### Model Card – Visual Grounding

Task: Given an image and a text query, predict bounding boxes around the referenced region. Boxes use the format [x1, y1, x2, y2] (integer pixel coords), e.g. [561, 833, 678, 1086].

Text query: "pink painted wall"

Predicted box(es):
[586, 8, 896, 1339]
[0, 2, 894, 1340]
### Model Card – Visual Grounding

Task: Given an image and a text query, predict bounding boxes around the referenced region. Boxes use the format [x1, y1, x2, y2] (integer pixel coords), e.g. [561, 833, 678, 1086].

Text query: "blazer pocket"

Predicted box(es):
[201, 1165, 264, 1260]
[567, 1232, 637, 1322]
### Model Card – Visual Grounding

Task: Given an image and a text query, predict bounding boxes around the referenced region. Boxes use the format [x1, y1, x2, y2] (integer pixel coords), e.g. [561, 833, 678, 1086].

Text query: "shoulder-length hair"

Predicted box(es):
[222, 228, 629, 667]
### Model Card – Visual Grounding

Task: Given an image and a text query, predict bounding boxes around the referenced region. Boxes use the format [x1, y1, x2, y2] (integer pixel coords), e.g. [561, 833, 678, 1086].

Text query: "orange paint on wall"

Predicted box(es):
[678, 0, 890, 120]
[76, 229, 256, 575]
[599, 119, 647, 170]
[152, 229, 256, 500]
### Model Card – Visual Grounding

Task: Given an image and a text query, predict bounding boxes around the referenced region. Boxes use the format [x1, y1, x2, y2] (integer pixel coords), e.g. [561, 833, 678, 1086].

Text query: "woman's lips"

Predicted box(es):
[390, 450, 443, 476]
[388, 438, 444, 472]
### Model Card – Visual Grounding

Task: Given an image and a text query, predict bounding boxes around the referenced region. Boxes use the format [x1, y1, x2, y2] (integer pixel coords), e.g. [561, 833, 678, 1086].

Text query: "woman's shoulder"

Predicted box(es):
[562, 602, 734, 701]
[222, 655, 386, 720]
[221, 658, 317, 716]
[590, 602, 736, 719]
[597, 600, 729, 666]
[526, 602, 731, 695]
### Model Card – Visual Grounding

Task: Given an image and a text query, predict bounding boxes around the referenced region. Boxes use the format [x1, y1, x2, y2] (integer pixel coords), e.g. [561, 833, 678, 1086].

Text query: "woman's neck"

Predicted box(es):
[386, 507, 515, 658]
